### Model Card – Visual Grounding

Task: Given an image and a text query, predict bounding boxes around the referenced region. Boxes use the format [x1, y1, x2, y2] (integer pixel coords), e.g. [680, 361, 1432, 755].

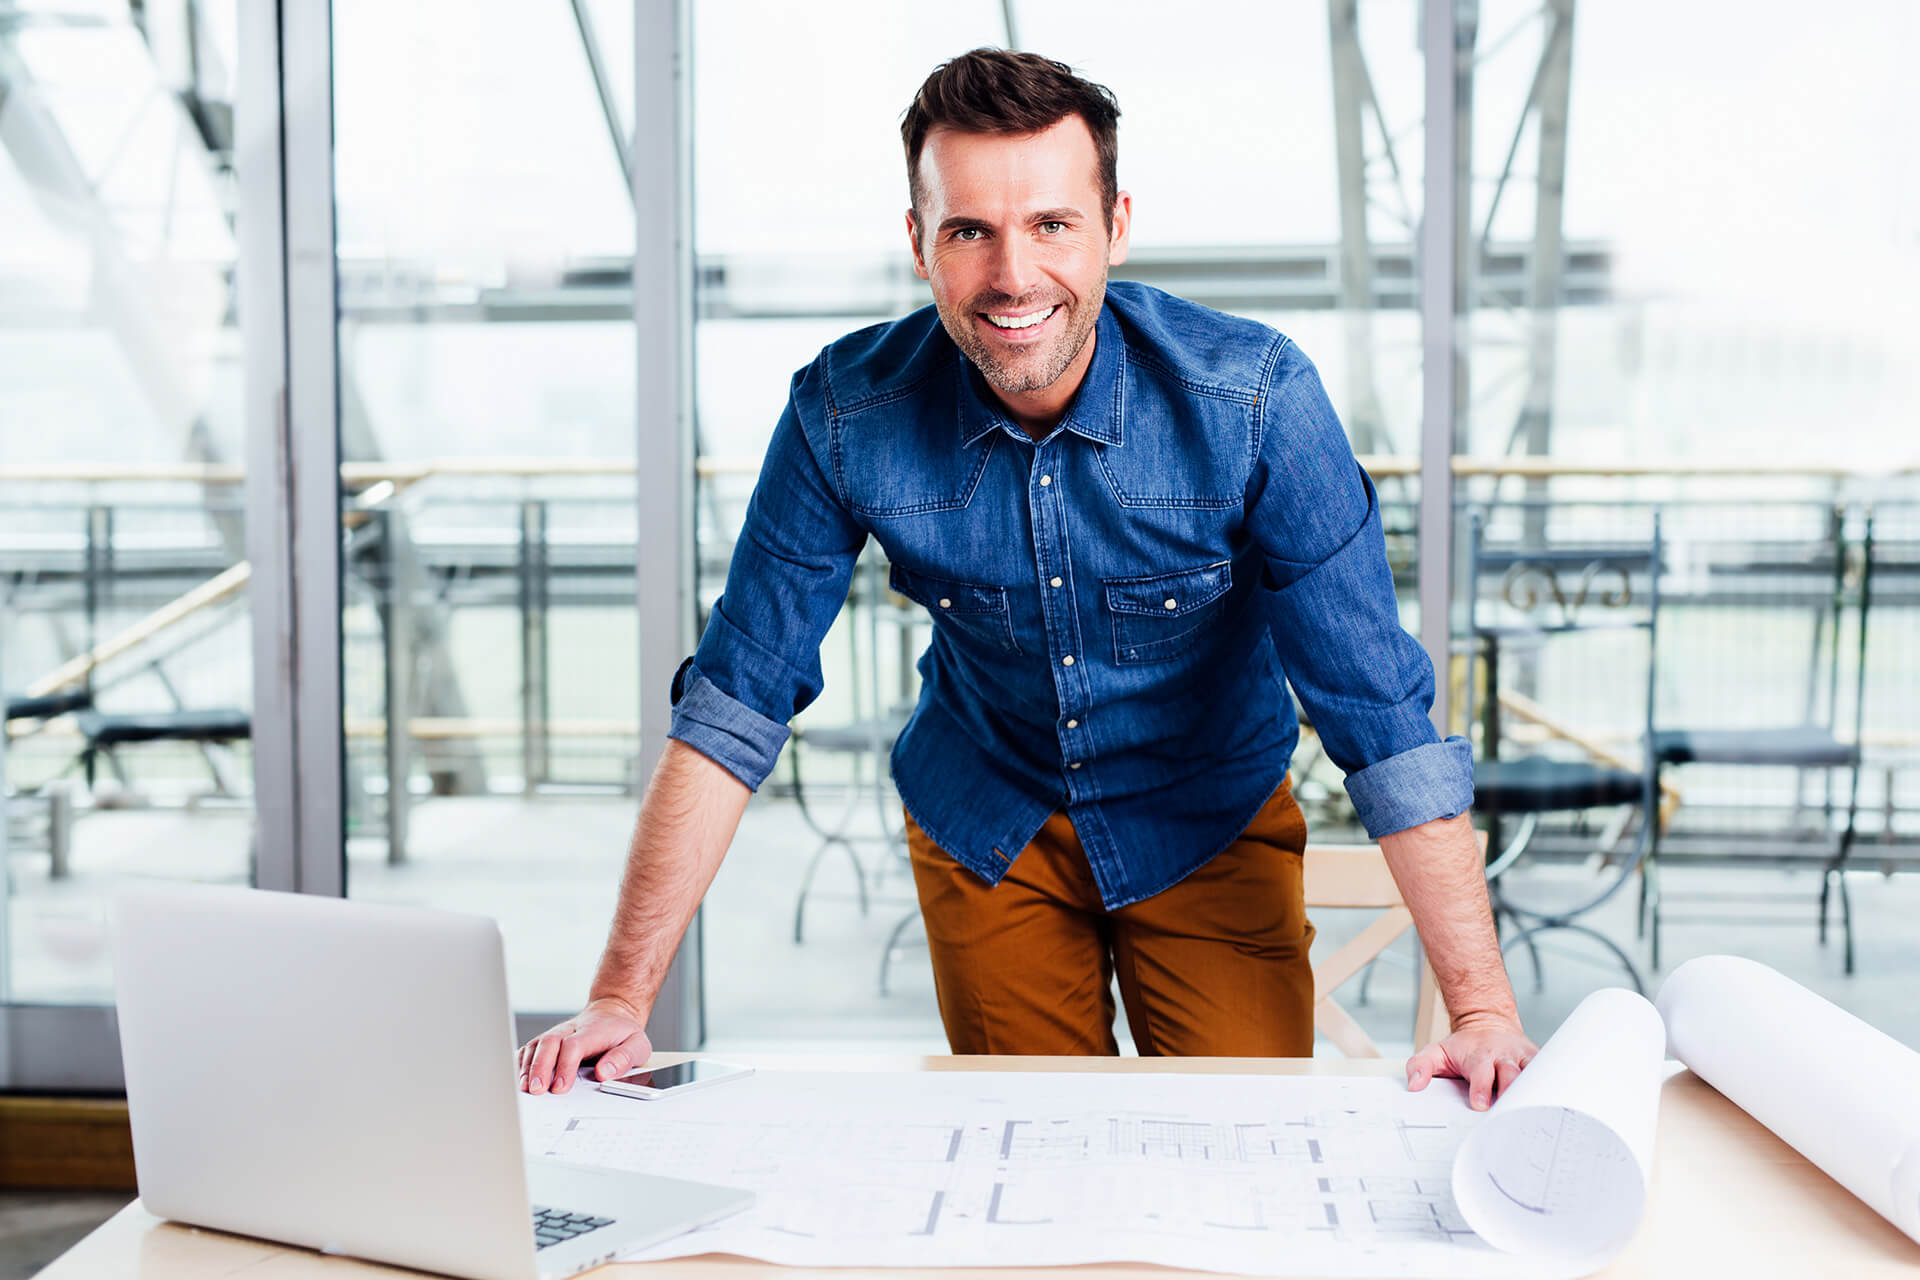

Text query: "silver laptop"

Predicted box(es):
[113, 882, 751, 1280]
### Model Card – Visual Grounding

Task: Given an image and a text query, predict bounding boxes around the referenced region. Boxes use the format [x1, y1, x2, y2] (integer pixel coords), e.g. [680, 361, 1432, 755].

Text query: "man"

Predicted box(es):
[521, 49, 1535, 1106]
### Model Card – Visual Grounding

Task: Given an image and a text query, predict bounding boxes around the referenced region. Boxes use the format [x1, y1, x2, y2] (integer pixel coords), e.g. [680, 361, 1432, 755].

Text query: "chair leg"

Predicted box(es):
[1642, 843, 1663, 972]
[1834, 798, 1861, 974]
[1649, 883, 1662, 973]
[792, 836, 869, 944]
[1839, 869, 1855, 976]
[878, 908, 923, 997]
[1818, 868, 1832, 944]
[1637, 860, 1650, 939]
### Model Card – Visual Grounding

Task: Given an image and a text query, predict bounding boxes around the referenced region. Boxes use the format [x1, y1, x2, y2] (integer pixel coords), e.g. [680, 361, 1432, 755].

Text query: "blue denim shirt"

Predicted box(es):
[670, 282, 1472, 908]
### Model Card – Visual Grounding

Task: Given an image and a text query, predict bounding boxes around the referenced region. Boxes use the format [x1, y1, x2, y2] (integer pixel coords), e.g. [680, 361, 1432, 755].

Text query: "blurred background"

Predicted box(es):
[2, 0, 1917, 1088]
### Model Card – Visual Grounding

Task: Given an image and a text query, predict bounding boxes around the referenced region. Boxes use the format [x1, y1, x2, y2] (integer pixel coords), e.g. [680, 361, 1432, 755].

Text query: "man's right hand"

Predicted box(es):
[517, 996, 652, 1095]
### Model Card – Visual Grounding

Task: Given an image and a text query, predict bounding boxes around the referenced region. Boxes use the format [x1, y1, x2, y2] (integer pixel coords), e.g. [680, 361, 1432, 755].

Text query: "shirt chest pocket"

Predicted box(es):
[1104, 560, 1232, 665]
[889, 564, 1021, 655]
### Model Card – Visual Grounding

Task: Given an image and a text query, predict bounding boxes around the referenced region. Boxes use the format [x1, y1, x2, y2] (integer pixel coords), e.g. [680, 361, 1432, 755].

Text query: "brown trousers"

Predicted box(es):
[903, 780, 1315, 1057]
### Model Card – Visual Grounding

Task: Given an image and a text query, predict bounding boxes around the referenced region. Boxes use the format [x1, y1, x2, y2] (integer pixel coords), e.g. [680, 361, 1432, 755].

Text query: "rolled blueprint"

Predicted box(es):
[1657, 954, 1920, 1247]
[1450, 987, 1667, 1270]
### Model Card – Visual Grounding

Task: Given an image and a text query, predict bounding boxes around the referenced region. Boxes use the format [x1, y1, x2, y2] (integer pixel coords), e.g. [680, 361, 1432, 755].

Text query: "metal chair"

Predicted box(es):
[1464, 507, 1663, 993]
[1641, 503, 1873, 972]
[790, 552, 916, 946]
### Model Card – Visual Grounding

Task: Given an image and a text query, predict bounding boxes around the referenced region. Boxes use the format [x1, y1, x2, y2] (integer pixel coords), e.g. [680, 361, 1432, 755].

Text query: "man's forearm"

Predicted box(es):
[1377, 811, 1521, 1030]
[588, 738, 752, 1020]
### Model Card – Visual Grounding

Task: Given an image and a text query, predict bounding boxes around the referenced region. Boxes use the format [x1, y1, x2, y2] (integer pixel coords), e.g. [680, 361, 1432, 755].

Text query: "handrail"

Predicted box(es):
[2, 455, 1917, 485]
[22, 563, 251, 698]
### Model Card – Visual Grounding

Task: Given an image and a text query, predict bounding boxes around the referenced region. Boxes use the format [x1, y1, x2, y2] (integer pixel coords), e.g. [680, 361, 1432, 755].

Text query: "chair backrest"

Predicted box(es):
[1652, 500, 1863, 735]
[1463, 504, 1664, 756]
[1303, 842, 1455, 1058]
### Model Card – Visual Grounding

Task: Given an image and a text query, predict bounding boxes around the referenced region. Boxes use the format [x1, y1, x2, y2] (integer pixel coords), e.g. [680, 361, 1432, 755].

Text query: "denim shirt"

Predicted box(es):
[670, 282, 1473, 908]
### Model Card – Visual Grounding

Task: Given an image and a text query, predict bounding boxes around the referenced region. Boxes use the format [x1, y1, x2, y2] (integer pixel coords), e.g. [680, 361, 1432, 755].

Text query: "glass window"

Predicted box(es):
[330, 0, 638, 1014]
[0, 1, 251, 1004]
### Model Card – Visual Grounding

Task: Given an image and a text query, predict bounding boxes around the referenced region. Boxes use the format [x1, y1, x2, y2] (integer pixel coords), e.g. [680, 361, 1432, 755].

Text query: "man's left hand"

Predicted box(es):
[1405, 1014, 1538, 1111]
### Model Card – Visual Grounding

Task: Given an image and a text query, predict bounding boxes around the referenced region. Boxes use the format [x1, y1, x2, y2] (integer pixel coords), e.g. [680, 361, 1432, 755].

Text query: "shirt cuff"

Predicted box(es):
[667, 660, 791, 793]
[1342, 736, 1475, 839]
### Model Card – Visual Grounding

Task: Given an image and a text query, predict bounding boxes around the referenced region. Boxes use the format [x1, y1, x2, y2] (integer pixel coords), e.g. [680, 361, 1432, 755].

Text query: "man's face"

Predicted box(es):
[908, 115, 1131, 399]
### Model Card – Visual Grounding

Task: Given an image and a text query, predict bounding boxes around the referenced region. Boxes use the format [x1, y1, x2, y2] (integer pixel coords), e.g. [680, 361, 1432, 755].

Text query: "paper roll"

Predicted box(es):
[1451, 987, 1667, 1268]
[1657, 954, 1920, 1246]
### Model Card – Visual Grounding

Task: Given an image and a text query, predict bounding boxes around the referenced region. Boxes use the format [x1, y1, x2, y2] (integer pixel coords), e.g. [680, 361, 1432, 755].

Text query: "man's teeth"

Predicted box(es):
[986, 306, 1055, 330]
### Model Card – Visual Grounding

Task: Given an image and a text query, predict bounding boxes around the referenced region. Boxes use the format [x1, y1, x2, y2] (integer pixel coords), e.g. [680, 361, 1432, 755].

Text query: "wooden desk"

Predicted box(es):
[38, 1054, 1920, 1279]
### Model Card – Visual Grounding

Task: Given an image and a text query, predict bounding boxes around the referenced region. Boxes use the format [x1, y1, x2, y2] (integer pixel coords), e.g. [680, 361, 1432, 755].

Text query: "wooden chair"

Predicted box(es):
[1304, 842, 1456, 1057]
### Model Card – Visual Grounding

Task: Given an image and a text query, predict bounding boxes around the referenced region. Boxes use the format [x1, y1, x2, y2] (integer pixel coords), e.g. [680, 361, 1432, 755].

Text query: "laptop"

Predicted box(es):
[113, 882, 752, 1280]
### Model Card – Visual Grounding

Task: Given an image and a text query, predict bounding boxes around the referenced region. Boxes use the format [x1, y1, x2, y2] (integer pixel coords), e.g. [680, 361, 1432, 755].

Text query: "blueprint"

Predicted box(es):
[519, 1067, 1599, 1277]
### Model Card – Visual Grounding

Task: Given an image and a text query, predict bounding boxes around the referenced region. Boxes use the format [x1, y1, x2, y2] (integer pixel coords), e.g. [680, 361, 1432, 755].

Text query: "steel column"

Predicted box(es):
[634, 0, 701, 1050]
[243, 0, 344, 898]
[1418, 0, 1473, 736]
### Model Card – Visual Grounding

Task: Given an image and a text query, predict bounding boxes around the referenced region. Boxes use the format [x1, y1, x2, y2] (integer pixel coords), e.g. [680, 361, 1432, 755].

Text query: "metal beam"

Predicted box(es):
[1420, 0, 1476, 738]
[242, 0, 345, 898]
[327, 240, 1613, 324]
[237, 0, 297, 892]
[633, 0, 701, 1050]
[1328, 0, 1389, 455]
[568, 0, 632, 192]
[1518, 0, 1573, 547]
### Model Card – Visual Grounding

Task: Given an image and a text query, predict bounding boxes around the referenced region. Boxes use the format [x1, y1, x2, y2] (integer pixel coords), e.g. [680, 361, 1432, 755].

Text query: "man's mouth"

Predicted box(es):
[979, 303, 1061, 336]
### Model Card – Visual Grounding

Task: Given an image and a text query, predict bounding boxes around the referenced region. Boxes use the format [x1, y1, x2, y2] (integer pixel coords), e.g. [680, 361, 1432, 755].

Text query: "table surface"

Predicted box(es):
[38, 1053, 1920, 1280]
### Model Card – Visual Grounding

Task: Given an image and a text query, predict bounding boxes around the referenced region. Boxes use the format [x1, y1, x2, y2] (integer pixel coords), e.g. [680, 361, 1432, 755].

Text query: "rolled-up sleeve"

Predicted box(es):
[1244, 338, 1473, 838]
[668, 358, 867, 791]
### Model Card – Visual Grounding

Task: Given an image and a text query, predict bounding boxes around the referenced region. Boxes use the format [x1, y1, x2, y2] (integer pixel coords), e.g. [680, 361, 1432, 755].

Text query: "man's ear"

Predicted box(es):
[906, 210, 931, 280]
[1107, 191, 1133, 268]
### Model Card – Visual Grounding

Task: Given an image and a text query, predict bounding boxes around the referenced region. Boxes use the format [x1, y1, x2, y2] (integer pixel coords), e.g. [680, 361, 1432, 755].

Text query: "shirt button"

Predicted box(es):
[1040, 474, 1052, 486]
[1061, 655, 1075, 667]
[1070, 762, 1082, 770]
[1066, 719, 1079, 729]
[1164, 598, 1178, 610]
[1049, 576, 1063, 588]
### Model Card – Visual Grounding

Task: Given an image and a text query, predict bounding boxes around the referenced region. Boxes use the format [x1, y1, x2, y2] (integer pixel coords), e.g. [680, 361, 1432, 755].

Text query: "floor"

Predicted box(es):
[10, 790, 1920, 1274]
[0, 1192, 130, 1279]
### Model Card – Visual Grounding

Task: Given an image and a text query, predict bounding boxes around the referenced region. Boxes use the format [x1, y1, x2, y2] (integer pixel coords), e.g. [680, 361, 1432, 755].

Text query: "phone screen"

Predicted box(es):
[599, 1059, 751, 1094]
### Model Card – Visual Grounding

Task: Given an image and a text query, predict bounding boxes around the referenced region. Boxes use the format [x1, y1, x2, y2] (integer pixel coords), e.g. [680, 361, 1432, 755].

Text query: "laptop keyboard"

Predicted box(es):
[531, 1205, 615, 1251]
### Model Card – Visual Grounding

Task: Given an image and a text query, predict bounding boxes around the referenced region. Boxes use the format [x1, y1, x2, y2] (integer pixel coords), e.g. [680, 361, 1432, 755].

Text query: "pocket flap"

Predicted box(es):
[1104, 560, 1232, 618]
[889, 563, 1009, 616]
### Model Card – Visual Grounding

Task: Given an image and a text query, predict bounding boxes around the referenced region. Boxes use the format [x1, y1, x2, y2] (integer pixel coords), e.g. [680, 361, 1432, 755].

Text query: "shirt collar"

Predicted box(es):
[957, 302, 1125, 449]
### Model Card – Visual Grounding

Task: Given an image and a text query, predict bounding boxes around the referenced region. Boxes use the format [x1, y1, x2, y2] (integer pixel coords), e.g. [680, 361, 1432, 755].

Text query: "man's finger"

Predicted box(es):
[1466, 1055, 1497, 1111]
[554, 1029, 611, 1094]
[527, 1034, 563, 1095]
[594, 1028, 649, 1081]
[1405, 1044, 1446, 1091]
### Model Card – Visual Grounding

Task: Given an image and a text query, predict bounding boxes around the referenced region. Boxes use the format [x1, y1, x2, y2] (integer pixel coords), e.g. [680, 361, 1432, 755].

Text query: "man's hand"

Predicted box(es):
[1405, 1013, 1538, 1111]
[518, 996, 652, 1096]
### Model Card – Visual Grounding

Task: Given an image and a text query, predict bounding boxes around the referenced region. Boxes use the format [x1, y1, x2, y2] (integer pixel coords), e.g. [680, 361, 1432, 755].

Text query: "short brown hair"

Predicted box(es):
[901, 48, 1121, 233]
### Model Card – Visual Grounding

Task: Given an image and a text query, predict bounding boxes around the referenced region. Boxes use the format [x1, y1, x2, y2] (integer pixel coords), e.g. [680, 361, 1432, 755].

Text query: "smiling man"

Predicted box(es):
[521, 49, 1535, 1107]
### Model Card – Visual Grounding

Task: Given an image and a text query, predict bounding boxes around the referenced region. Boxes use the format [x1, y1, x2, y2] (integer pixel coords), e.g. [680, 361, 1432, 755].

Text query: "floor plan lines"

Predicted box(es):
[986, 1182, 1052, 1226]
[517, 1070, 1552, 1276]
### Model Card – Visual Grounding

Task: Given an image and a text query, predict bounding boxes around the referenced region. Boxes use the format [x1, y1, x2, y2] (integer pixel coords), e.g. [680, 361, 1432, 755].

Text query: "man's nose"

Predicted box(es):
[987, 234, 1041, 302]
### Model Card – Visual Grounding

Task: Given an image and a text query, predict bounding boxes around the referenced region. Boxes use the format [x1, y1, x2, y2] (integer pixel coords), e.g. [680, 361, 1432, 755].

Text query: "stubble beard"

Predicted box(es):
[940, 269, 1108, 397]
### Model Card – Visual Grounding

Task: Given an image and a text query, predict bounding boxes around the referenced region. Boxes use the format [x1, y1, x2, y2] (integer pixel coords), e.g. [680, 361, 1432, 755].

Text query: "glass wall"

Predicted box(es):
[0, 0, 252, 1006]
[1451, 0, 1920, 1030]
[328, 0, 640, 1014]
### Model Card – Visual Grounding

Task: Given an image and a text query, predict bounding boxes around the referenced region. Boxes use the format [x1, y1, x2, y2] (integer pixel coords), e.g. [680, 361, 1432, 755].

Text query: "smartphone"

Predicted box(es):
[592, 1058, 755, 1100]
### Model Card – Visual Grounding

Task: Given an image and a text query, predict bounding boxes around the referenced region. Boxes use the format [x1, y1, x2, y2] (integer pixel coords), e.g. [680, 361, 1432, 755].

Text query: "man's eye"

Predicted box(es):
[1039, 221, 1066, 234]
[954, 227, 984, 241]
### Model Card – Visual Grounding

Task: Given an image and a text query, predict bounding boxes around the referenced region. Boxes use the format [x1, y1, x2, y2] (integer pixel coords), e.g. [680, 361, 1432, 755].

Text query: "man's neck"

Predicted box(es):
[991, 327, 1097, 442]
